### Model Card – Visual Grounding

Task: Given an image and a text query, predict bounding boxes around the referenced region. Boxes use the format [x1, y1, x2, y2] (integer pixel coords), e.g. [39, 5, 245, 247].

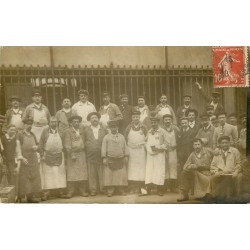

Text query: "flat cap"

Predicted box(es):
[87, 112, 101, 121]
[9, 95, 21, 102]
[68, 115, 82, 123]
[78, 89, 89, 96]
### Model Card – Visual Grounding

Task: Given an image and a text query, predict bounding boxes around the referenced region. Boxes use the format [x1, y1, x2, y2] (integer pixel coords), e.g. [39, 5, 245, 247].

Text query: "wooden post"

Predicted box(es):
[49, 46, 56, 115]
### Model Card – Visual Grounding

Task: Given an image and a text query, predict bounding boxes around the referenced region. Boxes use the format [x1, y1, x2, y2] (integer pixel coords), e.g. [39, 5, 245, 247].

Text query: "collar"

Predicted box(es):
[33, 103, 43, 110]
[220, 148, 232, 154]
[159, 103, 169, 108]
[164, 124, 173, 132]
[62, 108, 71, 113]
[79, 101, 90, 105]
[150, 127, 160, 134]
[138, 105, 148, 111]
[5, 133, 16, 140]
[184, 104, 191, 109]
[50, 128, 58, 134]
[91, 125, 100, 130]
[72, 126, 80, 134]
[189, 121, 195, 125]
[203, 124, 211, 130]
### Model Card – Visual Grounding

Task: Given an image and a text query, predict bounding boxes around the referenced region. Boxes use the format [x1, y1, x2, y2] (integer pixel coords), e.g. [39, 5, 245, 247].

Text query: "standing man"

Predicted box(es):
[55, 98, 77, 137]
[0, 124, 18, 186]
[162, 114, 179, 192]
[101, 120, 129, 197]
[176, 95, 193, 124]
[63, 115, 88, 198]
[85, 112, 108, 196]
[206, 105, 216, 123]
[238, 113, 247, 159]
[16, 118, 41, 203]
[5, 96, 24, 131]
[195, 82, 224, 116]
[177, 117, 197, 172]
[38, 116, 67, 201]
[99, 91, 123, 129]
[72, 89, 96, 127]
[228, 113, 238, 127]
[118, 94, 133, 135]
[196, 113, 215, 149]
[124, 110, 147, 194]
[177, 138, 214, 202]
[210, 136, 242, 199]
[145, 116, 167, 196]
[185, 108, 200, 137]
[22, 89, 50, 142]
[156, 94, 177, 125]
[213, 111, 238, 149]
[134, 96, 149, 128]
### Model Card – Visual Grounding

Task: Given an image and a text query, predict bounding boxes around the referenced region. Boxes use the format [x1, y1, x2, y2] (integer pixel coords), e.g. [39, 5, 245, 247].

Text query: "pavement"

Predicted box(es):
[40, 192, 204, 204]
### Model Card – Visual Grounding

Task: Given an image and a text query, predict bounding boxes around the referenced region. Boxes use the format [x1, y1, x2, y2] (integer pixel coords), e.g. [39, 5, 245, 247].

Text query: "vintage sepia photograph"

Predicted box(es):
[0, 46, 249, 204]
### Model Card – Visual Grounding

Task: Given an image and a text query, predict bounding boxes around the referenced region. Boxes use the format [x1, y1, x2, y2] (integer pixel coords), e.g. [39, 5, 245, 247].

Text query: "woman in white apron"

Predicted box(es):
[125, 111, 147, 194]
[145, 117, 167, 196]
[39, 118, 66, 200]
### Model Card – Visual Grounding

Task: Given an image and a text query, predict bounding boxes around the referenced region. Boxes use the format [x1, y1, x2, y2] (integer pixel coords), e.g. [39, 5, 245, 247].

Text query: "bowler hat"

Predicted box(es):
[131, 110, 141, 116]
[32, 89, 42, 96]
[218, 135, 230, 143]
[211, 92, 221, 97]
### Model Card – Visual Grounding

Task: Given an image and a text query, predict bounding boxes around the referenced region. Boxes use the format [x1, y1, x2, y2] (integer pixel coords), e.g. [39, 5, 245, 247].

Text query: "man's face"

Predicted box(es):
[212, 96, 219, 103]
[138, 98, 145, 107]
[193, 141, 202, 152]
[181, 119, 189, 129]
[7, 126, 16, 137]
[62, 99, 71, 109]
[121, 97, 128, 105]
[72, 119, 80, 129]
[211, 118, 219, 127]
[201, 118, 209, 128]
[228, 116, 237, 126]
[163, 117, 172, 126]
[220, 139, 230, 151]
[132, 115, 140, 124]
[24, 123, 32, 131]
[151, 120, 159, 129]
[207, 109, 214, 116]
[79, 94, 88, 103]
[187, 112, 196, 122]
[218, 115, 226, 125]
[90, 115, 99, 126]
[110, 126, 118, 134]
[50, 120, 58, 130]
[32, 95, 42, 104]
[103, 96, 110, 105]
[11, 100, 20, 108]
[160, 95, 167, 104]
[183, 97, 191, 106]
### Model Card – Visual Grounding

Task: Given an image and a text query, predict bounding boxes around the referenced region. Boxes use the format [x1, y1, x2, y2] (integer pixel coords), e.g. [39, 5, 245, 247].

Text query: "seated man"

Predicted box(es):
[177, 138, 214, 202]
[210, 136, 242, 200]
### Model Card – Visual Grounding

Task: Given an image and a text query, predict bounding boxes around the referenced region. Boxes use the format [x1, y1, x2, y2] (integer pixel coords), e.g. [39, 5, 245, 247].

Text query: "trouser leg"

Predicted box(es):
[88, 162, 98, 194]
[78, 181, 88, 196]
[97, 164, 104, 193]
[179, 170, 194, 196]
[232, 173, 243, 197]
[210, 175, 223, 197]
[67, 181, 75, 196]
[107, 186, 115, 196]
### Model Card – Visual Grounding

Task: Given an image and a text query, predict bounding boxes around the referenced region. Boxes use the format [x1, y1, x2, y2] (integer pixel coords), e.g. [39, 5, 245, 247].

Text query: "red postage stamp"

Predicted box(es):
[213, 46, 249, 88]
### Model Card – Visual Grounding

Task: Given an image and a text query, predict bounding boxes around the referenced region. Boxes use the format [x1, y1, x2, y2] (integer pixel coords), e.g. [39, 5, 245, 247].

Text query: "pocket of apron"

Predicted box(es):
[107, 157, 124, 170]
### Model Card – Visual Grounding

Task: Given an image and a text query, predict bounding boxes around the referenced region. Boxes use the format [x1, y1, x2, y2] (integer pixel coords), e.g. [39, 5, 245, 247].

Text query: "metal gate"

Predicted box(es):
[0, 64, 246, 116]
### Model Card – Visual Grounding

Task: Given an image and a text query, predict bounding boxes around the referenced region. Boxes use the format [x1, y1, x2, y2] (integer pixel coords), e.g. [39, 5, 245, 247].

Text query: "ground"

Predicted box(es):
[41, 192, 203, 204]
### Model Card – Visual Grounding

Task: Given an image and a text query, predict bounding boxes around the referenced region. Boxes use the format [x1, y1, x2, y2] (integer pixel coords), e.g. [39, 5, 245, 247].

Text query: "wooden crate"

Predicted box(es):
[0, 185, 15, 203]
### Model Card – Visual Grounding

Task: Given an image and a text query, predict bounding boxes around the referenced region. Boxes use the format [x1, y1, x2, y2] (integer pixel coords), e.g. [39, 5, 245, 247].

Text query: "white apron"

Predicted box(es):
[10, 113, 24, 130]
[100, 110, 110, 129]
[139, 108, 148, 123]
[31, 108, 48, 142]
[165, 130, 178, 179]
[145, 132, 165, 185]
[127, 129, 146, 181]
[41, 132, 66, 190]
[158, 106, 171, 118]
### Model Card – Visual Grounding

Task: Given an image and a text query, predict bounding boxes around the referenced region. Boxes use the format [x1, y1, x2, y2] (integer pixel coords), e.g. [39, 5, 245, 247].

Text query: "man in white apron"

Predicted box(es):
[162, 114, 179, 193]
[145, 116, 167, 196]
[38, 116, 67, 201]
[124, 110, 148, 194]
[22, 90, 50, 142]
[72, 89, 96, 127]
[99, 91, 123, 129]
[5, 96, 25, 131]
[156, 94, 177, 125]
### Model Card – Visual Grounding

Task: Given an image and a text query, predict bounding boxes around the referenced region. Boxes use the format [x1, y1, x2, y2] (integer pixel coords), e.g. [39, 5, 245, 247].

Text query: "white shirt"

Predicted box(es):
[72, 101, 96, 123]
[91, 125, 100, 140]
[189, 121, 195, 128]
[62, 108, 71, 113]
